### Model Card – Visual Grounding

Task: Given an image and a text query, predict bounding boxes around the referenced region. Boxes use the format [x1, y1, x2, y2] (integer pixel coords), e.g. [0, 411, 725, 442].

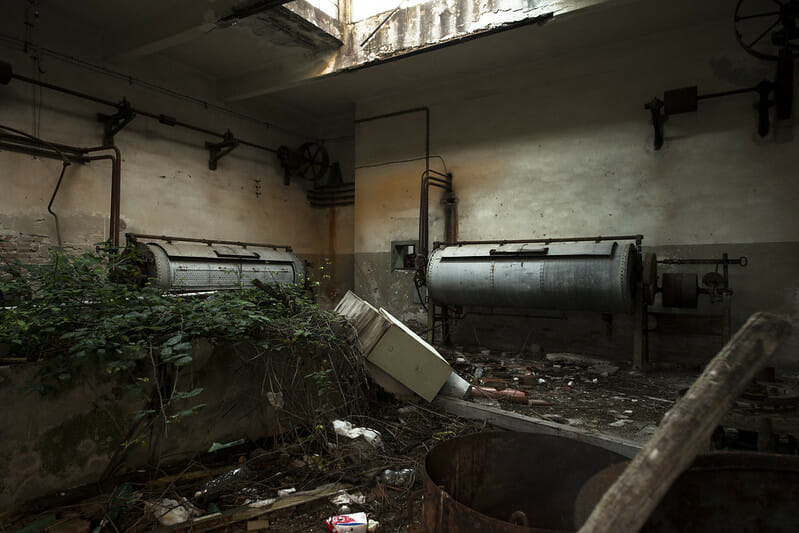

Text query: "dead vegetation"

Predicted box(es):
[2, 399, 484, 532]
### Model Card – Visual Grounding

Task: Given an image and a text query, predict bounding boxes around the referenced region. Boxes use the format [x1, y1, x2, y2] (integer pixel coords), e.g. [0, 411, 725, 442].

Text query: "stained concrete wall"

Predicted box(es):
[353, 14, 799, 364]
[0, 342, 307, 512]
[0, 32, 333, 263]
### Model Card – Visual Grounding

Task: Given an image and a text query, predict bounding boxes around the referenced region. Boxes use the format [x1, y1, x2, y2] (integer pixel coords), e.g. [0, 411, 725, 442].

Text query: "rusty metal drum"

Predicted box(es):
[421, 432, 627, 532]
[575, 452, 799, 532]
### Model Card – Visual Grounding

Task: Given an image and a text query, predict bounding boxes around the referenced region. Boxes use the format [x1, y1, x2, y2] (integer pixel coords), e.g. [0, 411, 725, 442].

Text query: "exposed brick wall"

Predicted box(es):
[0, 231, 54, 266]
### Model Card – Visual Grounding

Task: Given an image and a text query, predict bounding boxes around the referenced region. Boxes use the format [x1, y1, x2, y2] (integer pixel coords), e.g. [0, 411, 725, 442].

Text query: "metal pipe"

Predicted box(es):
[8, 68, 277, 155]
[657, 257, 748, 266]
[698, 87, 756, 100]
[0, 125, 122, 247]
[0, 125, 73, 248]
[0, 141, 88, 162]
[433, 234, 644, 248]
[0, 132, 93, 157]
[127, 233, 292, 251]
[354, 107, 430, 173]
[0, 125, 72, 163]
[47, 162, 70, 247]
[354, 107, 434, 273]
[84, 151, 120, 247]
[11, 72, 118, 108]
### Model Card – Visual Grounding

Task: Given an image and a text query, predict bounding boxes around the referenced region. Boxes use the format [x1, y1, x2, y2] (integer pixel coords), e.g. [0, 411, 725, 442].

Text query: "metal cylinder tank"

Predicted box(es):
[129, 235, 305, 292]
[426, 241, 637, 313]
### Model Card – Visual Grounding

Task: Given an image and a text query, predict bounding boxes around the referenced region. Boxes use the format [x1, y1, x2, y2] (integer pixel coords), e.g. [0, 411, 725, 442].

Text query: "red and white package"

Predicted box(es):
[325, 512, 368, 532]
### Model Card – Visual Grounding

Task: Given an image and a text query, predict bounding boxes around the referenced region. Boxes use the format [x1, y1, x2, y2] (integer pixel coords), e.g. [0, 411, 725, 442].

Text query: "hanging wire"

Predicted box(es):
[355, 154, 449, 173]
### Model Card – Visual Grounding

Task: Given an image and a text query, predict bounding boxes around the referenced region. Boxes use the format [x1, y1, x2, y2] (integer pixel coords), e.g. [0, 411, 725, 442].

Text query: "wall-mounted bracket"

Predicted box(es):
[645, 81, 777, 150]
[754, 80, 775, 137]
[644, 98, 665, 150]
[97, 98, 135, 146]
[205, 129, 239, 170]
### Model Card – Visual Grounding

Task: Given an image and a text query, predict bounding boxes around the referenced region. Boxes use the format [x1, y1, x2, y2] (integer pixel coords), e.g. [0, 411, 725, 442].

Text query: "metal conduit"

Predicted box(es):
[0, 126, 123, 247]
[354, 107, 449, 282]
[3, 62, 277, 155]
[46, 162, 70, 247]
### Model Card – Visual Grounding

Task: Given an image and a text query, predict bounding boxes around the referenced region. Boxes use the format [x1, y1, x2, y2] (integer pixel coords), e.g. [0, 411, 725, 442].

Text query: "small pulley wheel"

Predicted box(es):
[734, 0, 799, 60]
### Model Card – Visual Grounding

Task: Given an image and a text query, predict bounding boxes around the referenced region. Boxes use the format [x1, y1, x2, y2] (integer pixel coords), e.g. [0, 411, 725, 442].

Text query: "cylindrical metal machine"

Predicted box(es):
[426, 241, 637, 313]
[127, 234, 305, 292]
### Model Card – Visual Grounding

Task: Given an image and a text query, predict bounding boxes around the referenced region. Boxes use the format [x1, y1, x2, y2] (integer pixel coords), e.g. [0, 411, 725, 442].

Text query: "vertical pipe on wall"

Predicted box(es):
[83, 146, 122, 248]
[0, 126, 122, 248]
[354, 106, 431, 261]
[46, 162, 71, 247]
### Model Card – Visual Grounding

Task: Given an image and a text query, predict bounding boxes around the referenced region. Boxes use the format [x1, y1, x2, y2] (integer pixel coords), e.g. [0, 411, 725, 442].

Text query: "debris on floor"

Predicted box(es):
[5, 294, 795, 532]
[3, 398, 485, 532]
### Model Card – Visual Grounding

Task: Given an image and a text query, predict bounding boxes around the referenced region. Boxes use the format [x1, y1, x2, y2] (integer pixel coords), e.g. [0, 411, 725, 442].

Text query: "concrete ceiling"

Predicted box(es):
[258, 0, 737, 118]
[5, 0, 337, 78]
[2, 0, 742, 123]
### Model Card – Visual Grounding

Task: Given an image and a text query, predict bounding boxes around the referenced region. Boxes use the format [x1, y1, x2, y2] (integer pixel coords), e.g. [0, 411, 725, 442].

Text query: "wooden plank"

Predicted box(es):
[434, 397, 641, 459]
[579, 312, 792, 533]
[153, 483, 347, 532]
[247, 519, 270, 530]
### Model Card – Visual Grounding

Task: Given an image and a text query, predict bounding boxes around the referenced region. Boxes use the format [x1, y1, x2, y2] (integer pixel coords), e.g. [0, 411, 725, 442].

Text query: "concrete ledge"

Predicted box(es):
[434, 396, 641, 458]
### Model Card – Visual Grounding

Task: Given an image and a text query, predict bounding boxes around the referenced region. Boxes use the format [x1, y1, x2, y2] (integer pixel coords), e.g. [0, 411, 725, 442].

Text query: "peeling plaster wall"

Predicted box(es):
[350, 0, 556, 64]
[0, 342, 303, 512]
[353, 16, 799, 364]
[280, 0, 606, 85]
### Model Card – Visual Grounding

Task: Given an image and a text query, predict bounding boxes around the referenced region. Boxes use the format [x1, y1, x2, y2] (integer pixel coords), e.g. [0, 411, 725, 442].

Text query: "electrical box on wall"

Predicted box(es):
[391, 240, 417, 271]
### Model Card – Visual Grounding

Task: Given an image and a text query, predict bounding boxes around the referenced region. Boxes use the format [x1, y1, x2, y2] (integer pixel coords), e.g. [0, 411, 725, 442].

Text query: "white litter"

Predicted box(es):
[145, 498, 200, 526]
[325, 512, 369, 532]
[333, 420, 383, 448]
[249, 498, 277, 508]
[330, 490, 367, 506]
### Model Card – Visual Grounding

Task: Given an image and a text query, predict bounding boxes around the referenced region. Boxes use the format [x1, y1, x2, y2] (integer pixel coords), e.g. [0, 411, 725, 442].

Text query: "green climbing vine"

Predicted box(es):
[0, 245, 366, 448]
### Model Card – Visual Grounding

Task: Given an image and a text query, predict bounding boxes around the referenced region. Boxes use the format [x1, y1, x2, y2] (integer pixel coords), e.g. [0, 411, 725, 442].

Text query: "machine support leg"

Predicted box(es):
[633, 284, 648, 369]
[723, 295, 732, 345]
[427, 301, 435, 345]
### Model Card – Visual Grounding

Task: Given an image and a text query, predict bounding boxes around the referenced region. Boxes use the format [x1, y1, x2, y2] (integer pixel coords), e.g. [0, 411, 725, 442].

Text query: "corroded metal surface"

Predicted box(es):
[427, 242, 637, 313]
[644, 452, 799, 533]
[131, 237, 305, 291]
[574, 452, 799, 532]
[421, 432, 627, 532]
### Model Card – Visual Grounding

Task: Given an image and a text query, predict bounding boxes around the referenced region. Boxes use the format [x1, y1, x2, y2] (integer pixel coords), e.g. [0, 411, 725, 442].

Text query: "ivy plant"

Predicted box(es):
[0, 245, 363, 447]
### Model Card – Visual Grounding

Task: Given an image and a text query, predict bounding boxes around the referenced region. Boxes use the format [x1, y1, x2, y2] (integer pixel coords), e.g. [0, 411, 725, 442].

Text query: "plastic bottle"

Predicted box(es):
[379, 468, 414, 487]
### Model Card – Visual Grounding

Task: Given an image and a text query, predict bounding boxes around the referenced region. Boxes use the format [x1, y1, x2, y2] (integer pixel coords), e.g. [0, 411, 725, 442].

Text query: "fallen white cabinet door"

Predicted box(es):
[367, 307, 453, 402]
[334, 291, 456, 402]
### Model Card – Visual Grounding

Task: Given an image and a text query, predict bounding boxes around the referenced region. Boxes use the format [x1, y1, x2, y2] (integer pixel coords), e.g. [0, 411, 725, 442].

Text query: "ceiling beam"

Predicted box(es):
[218, 0, 296, 24]
[219, 51, 339, 102]
[106, 0, 294, 62]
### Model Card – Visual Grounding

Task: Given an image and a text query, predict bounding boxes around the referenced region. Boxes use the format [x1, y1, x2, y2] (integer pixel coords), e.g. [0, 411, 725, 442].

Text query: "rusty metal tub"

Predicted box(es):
[575, 451, 799, 532]
[421, 432, 627, 532]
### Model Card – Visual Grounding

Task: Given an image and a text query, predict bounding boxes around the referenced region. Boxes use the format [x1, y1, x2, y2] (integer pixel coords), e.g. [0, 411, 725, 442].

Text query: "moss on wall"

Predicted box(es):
[33, 407, 127, 476]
